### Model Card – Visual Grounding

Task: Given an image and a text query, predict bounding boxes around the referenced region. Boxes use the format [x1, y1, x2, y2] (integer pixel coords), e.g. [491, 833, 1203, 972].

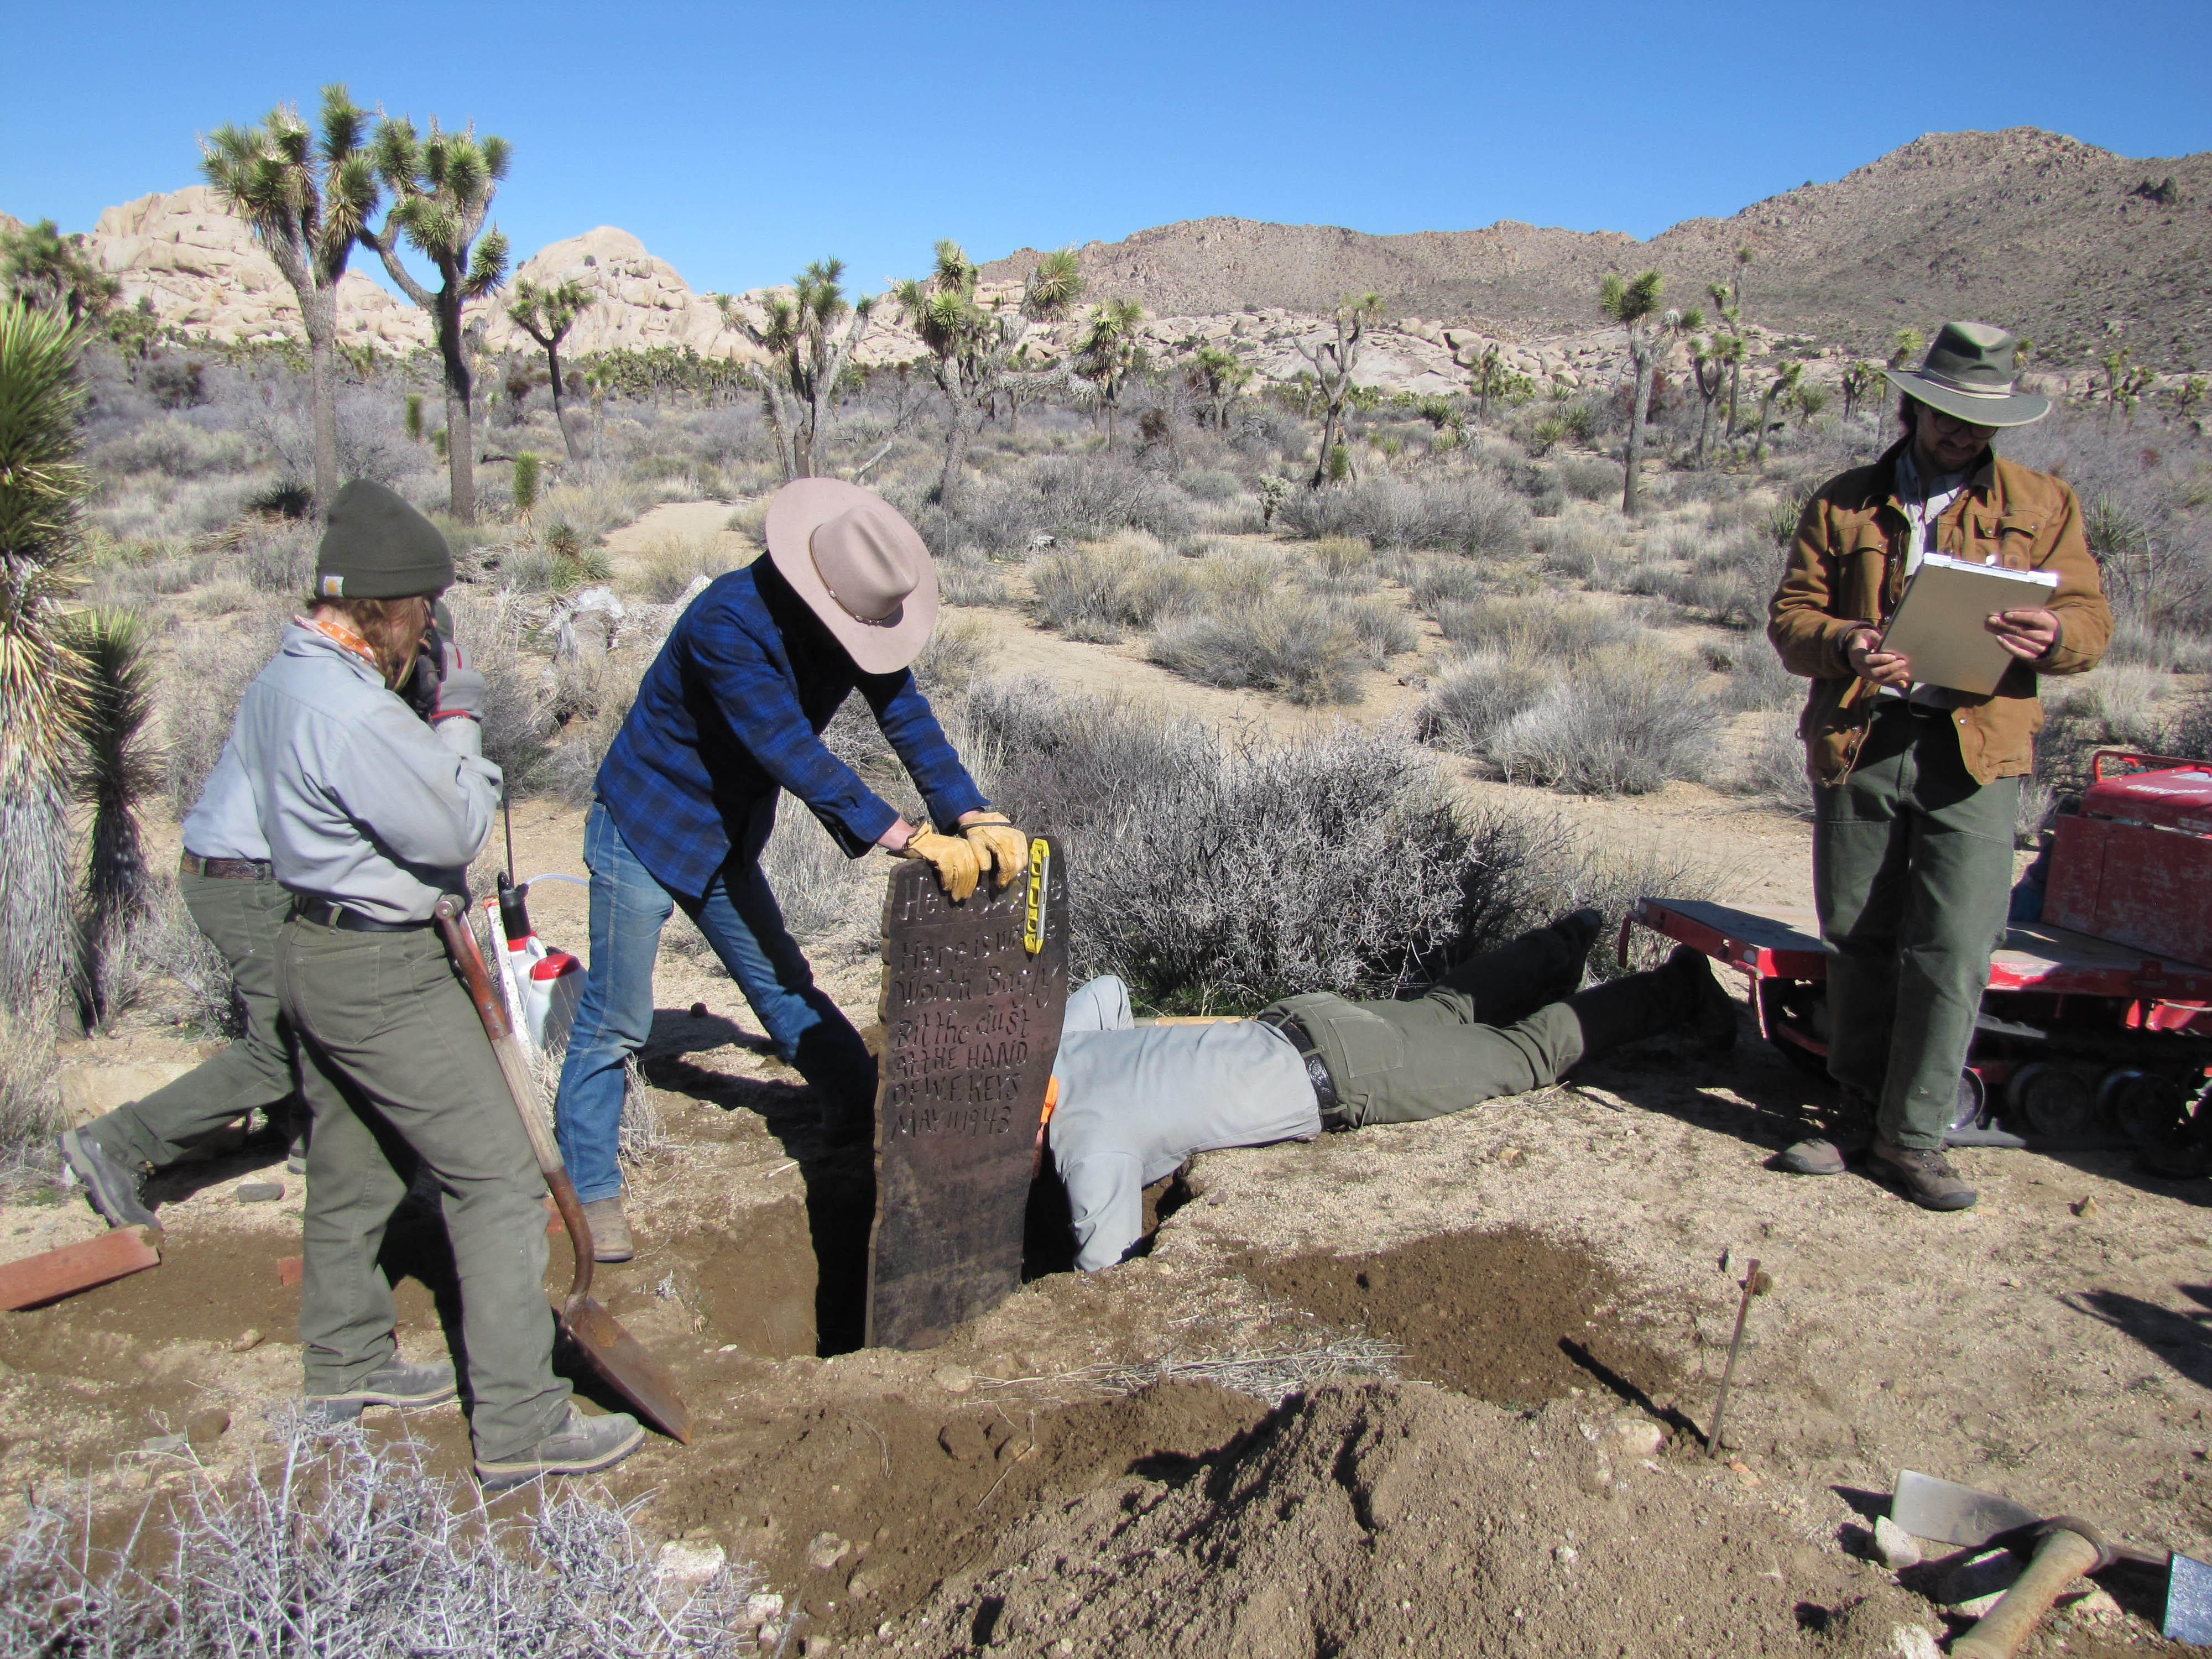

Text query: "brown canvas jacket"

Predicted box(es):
[1767, 436, 2111, 786]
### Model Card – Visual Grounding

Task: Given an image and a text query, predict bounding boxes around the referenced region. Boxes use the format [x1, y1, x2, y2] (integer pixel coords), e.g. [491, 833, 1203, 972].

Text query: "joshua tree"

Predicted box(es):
[723, 259, 876, 482]
[1888, 327, 1923, 369]
[0, 301, 91, 1030]
[1295, 293, 1380, 488]
[1187, 343, 1251, 431]
[362, 114, 510, 524]
[1, 220, 121, 325]
[506, 277, 592, 461]
[1839, 358, 1879, 424]
[1599, 272, 1694, 514]
[1687, 330, 1738, 467]
[1073, 299, 1145, 446]
[66, 608, 158, 1029]
[1450, 338, 1506, 426]
[200, 85, 380, 514]
[1753, 361, 1803, 463]
[894, 239, 1083, 518]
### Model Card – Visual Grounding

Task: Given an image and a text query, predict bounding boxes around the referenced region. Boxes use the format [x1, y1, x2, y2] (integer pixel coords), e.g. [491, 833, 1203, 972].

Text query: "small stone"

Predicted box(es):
[1728, 1459, 1764, 1488]
[185, 1408, 230, 1447]
[654, 1540, 726, 1583]
[1885, 1627, 1943, 1659]
[2072, 1196, 2098, 1218]
[1872, 1515, 1922, 1571]
[933, 1365, 974, 1394]
[232, 1328, 263, 1353]
[806, 1531, 849, 1571]
[1554, 1543, 1578, 1567]
[1605, 1415, 1667, 1458]
[744, 1593, 785, 1626]
[236, 1181, 285, 1204]
[2069, 1584, 2123, 1621]
[140, 1433, 187, 1455]
[690, 1001, 709, 1018]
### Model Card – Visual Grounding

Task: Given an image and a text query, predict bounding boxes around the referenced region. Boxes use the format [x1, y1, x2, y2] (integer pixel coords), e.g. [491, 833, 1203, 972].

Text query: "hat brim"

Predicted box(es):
[763, 479, 938, 675]
[1883, 368, 2050, 428]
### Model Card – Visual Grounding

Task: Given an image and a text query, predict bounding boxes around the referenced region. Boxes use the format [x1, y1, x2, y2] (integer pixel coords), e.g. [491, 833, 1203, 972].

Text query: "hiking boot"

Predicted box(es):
[1775, 1115, 1876, 1176]
[1548, 907, 1607, 967]
[56, 1129, 158, 1232]
[1870, 1139, 1979, 1212]
[580, 1196, 634, 1264]
[1666, 946, 1740, 1056]
[475, 1404, 645, 1492]
[303, 1357, 458, 1429]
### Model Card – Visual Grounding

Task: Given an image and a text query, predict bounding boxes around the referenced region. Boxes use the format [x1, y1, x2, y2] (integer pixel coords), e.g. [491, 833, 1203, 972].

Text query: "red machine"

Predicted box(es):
[1630, 750, 2212, 1149]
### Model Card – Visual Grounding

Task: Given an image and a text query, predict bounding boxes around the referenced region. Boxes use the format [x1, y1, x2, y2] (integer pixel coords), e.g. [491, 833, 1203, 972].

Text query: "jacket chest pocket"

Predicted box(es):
[1968, 515, 2041, 570]
[1841, 532, 1891, 617]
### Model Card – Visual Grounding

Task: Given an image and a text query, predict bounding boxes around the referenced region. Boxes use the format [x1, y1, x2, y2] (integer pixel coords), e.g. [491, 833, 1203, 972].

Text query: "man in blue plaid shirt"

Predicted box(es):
[554, 481, 1031, 1261]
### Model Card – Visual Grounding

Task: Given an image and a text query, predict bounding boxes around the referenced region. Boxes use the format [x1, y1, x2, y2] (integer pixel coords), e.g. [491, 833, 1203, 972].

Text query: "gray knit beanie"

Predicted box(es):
[313, 480, 453, 599]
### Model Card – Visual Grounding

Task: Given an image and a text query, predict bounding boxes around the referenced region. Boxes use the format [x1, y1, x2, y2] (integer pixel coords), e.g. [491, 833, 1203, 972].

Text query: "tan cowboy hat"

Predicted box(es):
[763, 479, 939, 674]
[1882, 320, 2051, 427]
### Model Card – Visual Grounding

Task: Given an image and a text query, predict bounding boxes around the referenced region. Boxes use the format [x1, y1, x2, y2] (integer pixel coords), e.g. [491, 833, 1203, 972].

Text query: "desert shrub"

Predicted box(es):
[541, 651, 649, 805]
[1489, 646, 1723, 795]
[938, 546, 1010, 607]
[1532, 518, 1608, 581]
[1556, 456, 1623, 502]
[126, 873, 246, 1039]
[2172, 689, 2212, 759]
[164, 603, 289, 816]
[1324, 596, 1419, 665]
[1405, 554, 1491, 613]
[450, 589, 548, 786]
[762, 805, 879, 946]
[2042, 662, 2170, 749]
[637, 534, 738, 603]
[1717, 637, 1802, 712]
[0, 1002, 61, 1159]
[238, 522, 317, 593]
[1432, 594, 1635, 660]
[1180, 467, 1242, 502]
[92, 415, 257, 479]
[913, 611, 998, 698]
[1721, 711, 1814, 818]
[935, 454, 1197, 555]
[1030, 531, 1193, 642]
[1147, 592, 1363, 705]
[0, 1415, 761, 1656]
[2105, 618, 2212, 672]
[1417, 653, 1552, 757]
[1190, 545, 1284, 602]
[1276, 474, 1529, 556]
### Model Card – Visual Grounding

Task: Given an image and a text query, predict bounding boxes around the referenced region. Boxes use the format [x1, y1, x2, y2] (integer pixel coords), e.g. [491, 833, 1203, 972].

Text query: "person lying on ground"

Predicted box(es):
[1043, 911, 1739, 1271]
[234, 479, 640, 1490]
[552, 480, 1027, 1264]
[56, 603, 465, 1230]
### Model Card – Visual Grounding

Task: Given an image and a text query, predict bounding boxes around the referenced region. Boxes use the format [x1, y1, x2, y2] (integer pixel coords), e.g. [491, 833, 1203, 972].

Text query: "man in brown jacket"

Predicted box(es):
[1767, 321, 2111, 1210]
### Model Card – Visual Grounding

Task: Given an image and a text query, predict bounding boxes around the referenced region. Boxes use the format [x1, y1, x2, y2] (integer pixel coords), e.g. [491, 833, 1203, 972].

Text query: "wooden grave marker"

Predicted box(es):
[865, 836, 1069, 1350]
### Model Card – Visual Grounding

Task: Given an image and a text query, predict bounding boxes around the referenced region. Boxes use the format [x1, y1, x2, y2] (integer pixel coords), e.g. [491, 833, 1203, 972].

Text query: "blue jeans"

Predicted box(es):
[554, 800, 878, 1201]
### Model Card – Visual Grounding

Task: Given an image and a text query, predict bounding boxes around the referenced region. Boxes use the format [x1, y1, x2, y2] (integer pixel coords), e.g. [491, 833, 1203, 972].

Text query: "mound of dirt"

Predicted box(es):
[1238, 1225, 1678, 1411]
[895, 1380, 1936, 1658]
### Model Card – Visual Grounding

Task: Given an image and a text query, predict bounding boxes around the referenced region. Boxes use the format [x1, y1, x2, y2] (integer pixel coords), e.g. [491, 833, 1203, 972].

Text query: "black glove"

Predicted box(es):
[400, 600, 456, 723]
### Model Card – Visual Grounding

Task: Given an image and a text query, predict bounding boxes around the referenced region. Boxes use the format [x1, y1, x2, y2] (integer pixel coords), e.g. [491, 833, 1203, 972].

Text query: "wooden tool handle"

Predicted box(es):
[432, 895, 598, 1302]
[1952, 1527, 2104, 1659]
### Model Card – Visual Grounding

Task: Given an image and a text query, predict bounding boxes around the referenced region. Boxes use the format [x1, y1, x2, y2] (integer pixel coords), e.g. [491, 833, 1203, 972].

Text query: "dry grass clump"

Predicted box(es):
[1432, 593, 1635, 660]
[1488, 645, 1722, 795]
[1030, 531, 1193, 642]
[1148, 592, 1363, 705]
[0, 1002, 62, 1166]
[450, 589, 551, 786]
[1719, 713, 1815, 820]
[1276, 474, 1529, 556]
[937, 546, 1010, 607]
[542, 651, 650, 806]
[931, 453, 1198, 555]
[636, 534, 740, 603]
[163, 603, 289, 816]
[0, 1415, 763, 1657]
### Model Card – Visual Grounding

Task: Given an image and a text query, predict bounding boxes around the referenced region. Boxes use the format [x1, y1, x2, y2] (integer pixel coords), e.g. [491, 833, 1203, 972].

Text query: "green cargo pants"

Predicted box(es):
[1814, 703, 2019, 1149]
[277, 912, 570, 1463]
[1259, 924, 1590, 1128]
[80, 869, 298, 1170]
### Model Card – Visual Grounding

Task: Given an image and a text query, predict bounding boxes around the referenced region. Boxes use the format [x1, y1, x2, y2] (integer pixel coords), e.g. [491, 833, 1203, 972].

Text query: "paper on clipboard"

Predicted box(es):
[1876, 552, 2059, 695]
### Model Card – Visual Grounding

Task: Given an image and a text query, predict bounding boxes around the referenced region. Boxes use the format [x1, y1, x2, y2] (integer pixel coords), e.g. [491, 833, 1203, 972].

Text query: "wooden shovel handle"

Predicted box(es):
[432, 895, 598, 1303]
[1952, 1525, 2106, 1659]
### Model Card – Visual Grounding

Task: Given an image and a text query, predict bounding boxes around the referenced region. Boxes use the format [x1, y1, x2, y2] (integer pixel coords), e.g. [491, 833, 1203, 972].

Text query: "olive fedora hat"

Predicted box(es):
[763, 479, 938, 674]
[1882, 320, 2051, 428]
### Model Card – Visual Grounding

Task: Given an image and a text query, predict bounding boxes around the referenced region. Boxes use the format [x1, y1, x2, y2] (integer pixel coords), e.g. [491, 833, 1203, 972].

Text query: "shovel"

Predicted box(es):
[1892, 1468, 2210, 1650]
[433, 895, 693, 1444]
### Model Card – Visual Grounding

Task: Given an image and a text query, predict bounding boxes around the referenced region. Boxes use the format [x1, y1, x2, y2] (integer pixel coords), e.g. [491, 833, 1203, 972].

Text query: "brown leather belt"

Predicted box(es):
[181, 852, 273, 880]
[1258, 1010, 1349, 1130]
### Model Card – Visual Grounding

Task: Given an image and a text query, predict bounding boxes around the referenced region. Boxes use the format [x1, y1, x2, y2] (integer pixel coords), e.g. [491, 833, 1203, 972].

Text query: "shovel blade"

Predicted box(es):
[1892, 1469, 2043, 1548]
[562, 1295, 695, 1445]
[2168, 1552, 2212, 1645]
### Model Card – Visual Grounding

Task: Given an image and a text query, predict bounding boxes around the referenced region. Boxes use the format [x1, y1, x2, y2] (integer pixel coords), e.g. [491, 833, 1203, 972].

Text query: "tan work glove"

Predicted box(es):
[959, 812, 1029, 889]
[896, 828, 983, 901]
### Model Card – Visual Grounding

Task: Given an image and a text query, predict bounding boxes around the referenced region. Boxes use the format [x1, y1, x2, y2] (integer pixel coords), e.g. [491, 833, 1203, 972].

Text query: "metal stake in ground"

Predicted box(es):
[1707, 1258, 1771, 1457]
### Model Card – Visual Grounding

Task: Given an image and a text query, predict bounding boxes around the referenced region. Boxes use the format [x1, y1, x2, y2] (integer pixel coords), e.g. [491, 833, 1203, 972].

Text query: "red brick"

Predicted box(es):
[275, 1255, 302, 1287]
[0, 1226, 163, 1310]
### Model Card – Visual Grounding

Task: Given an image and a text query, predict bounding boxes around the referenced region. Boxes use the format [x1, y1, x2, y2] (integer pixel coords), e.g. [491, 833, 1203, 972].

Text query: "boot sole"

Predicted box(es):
[57, 1131, 159, 1232]
[475, 1417, 646, 1491]
[305, 1384, 458, 1411]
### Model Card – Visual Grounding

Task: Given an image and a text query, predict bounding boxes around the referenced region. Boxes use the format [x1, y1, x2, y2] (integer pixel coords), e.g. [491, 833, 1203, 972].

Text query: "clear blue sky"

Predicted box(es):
[3, 0, 2206, 300]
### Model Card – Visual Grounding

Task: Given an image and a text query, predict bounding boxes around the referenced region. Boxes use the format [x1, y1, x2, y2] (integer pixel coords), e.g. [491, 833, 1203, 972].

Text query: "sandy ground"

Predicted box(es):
[10, 515, 2208, 1656]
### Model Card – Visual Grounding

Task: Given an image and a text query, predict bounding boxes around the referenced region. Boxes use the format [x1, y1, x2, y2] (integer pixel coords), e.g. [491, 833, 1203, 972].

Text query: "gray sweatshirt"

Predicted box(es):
[179, 740, 269, 863]
[231, 622, 500, 922]
[1047, 976, 1319, 1271]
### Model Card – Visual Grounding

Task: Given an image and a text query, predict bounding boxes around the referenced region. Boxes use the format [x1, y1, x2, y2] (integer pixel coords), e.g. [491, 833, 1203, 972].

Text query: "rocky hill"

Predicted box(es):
[984, 128, 2212, 368]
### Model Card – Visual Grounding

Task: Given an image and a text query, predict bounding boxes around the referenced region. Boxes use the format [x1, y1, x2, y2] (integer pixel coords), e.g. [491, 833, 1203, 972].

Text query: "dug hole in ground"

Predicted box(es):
[10, 748, 2210, 1659]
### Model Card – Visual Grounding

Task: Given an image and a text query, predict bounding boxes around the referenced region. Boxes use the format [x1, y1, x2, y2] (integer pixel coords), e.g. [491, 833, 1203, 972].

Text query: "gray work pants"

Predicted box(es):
[1814, 703, 2019, 1149]
[1259, 924, 1589, 1128]
[277, 914, 570, 1462]
[81, 869, 298, 1169]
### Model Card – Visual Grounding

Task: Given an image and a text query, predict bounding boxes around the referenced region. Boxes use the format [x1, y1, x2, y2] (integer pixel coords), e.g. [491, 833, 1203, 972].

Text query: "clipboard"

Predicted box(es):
[1877, 553, 2059, 695]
